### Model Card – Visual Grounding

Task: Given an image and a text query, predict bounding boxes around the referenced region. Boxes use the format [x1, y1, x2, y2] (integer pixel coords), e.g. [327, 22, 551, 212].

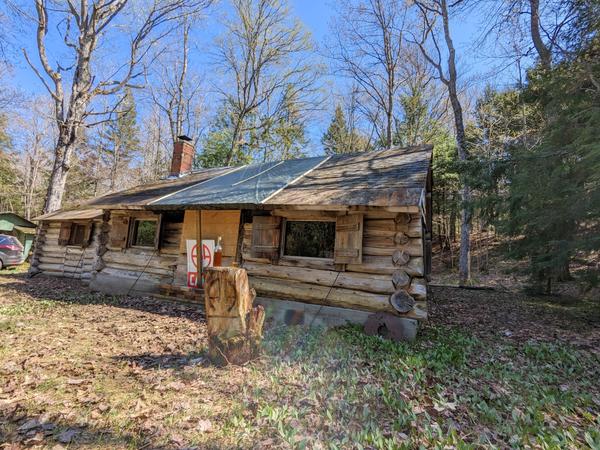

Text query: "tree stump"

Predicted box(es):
[204, 267, 265, 366]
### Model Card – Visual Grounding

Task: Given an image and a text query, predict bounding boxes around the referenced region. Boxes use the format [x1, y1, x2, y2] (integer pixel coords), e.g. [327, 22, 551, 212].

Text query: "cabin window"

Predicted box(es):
[130, 219, 158, 248]
[282, 220, 335, 259]
[68, 224, 88, 247]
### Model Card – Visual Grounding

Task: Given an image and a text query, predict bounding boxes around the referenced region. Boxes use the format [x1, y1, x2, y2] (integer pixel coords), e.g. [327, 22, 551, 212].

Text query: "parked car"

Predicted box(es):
[0, 234, 25, 269]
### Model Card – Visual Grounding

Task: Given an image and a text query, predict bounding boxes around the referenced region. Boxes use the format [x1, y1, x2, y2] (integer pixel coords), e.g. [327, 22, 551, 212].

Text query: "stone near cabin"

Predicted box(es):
[364, 312, 417, 342]
[204, 267, 265, 365]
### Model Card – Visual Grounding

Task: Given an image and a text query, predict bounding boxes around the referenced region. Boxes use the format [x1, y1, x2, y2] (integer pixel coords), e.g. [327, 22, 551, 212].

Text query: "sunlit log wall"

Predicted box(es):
[241, 209, 428, 321]
[32, 220, 101, 283]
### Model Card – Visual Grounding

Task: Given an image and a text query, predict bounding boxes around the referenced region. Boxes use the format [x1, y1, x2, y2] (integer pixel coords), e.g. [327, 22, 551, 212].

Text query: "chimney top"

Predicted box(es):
[170, 137, 195, 177]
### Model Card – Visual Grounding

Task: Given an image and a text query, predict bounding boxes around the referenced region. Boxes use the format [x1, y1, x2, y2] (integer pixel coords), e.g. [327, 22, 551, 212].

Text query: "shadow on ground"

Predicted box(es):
[0, 272, 204, 321]
[113, 352, 208, 370]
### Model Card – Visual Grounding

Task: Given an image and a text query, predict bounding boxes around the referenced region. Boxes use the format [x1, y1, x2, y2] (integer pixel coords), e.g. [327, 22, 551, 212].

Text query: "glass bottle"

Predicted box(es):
[214, 236, 223, 267]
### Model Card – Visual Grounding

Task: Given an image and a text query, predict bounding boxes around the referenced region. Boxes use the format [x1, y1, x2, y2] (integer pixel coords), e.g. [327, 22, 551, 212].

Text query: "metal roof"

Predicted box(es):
[150, 156, 328, 208]
[36, 145, 433, 220]
[82, 167, 233, 209]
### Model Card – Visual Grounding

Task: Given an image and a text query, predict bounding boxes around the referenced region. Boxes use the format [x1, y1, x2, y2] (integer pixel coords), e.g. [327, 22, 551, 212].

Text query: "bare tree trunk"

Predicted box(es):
[227, 117, 244, 166]
[414, 0, 470, 284]
[25, 0, 212, 213]
[44, 138, 77, 214]
[440, 0, 470, 286]
[529, 0, 552, 69]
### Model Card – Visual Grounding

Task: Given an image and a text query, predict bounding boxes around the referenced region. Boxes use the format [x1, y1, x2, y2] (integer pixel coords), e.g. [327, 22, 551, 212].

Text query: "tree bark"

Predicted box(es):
[440, 0, 471, 286]
[204, 267, 264, 366]
[43, 139, 76, 214]
[529, 0, 552, 69]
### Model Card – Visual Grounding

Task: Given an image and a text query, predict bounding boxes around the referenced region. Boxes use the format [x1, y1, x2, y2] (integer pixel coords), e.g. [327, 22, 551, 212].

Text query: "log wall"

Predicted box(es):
[241, 209, 428, 320]
[90, 211, 180, 295]
[33, 220, 101, 283]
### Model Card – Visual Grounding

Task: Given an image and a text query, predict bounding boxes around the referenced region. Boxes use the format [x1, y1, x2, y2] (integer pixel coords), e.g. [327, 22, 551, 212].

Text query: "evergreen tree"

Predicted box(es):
[321, 104, 371, 154]
[197, 104, 252, 168]
[485, 0, 600, 291]
[395, 91, 441, 147]
[322, 105, 349, 154]
[260, 87, 308, 161]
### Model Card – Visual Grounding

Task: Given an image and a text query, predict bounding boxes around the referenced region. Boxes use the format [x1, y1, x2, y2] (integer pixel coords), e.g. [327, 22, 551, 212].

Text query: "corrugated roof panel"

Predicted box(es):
[84, 166, 232, 208]
[152, 156, 327, 207]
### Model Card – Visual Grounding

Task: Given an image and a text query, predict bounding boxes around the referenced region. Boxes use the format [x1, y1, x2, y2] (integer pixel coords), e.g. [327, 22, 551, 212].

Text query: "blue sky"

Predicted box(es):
[9, 0, 523, 154]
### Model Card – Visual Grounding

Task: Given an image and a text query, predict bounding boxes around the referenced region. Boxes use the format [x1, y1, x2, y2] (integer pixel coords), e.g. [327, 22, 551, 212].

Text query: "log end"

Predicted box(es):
[389, 290, 416, 314]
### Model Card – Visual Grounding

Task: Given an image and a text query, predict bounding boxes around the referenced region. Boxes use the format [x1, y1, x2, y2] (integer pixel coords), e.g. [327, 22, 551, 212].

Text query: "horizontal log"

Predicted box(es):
[347, 256, 424, 277]
[244, 262, 396, 294]
[99, 267, 172, 283]
[37, 263, 63, 272]
[271, 209, 339, 220]
[278, 256, 337, 271]
[38, 256, 65, 264]
[364, 241, 423, 257]
[104, 262, 174, 277]
[249, 276, 426, 320]
[103, 250, 177, 268]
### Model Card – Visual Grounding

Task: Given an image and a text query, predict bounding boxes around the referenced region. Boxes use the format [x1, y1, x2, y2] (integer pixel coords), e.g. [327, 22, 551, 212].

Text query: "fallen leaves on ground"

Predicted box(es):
[0, 272, 599, 449]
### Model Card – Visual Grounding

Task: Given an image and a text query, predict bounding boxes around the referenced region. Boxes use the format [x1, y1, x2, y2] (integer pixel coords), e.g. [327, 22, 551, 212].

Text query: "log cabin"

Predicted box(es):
[31, 137, 432, 331]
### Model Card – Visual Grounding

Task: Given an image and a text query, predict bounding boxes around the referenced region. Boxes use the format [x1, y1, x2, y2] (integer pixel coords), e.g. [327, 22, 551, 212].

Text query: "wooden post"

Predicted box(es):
[196, 210, 202, 288]
[204, 266, 265, 365]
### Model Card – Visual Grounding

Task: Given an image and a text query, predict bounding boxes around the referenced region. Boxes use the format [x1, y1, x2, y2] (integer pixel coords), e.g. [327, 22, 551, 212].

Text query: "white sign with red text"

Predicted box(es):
[186, 239, 214, 288]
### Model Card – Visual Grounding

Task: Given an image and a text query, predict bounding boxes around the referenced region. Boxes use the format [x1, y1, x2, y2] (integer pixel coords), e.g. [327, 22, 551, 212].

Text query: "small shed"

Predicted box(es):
[0, 212, 37, 258]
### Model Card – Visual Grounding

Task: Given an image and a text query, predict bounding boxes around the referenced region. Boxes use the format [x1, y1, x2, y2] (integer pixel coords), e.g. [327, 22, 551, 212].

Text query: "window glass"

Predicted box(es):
[68, 224, 87, 246]
[283, 221, 335, 259]
[132, 220, 157, 247]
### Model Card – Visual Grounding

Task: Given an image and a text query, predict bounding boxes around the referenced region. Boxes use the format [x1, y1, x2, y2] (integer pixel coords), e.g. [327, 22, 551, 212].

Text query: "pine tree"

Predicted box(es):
[197, 104, 252, 168]
[260, 86, 307, 161]
[492, 0, 600, 292]
[395, 91, 443, 147]
[322, 105, 351, 154]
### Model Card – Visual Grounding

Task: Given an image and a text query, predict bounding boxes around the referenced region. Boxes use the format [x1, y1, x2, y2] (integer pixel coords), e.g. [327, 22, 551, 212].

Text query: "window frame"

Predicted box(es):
[67, 223, 88, 247]
[279, 218, 337, 262]
[128, 218, 159, 249]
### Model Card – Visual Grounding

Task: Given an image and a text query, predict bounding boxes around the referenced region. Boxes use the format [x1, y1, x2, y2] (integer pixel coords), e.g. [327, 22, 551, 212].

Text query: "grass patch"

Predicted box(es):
[230, 325, 600, 448]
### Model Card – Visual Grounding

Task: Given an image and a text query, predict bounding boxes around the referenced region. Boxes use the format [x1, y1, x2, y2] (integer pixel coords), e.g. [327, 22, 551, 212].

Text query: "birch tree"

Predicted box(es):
[22, 0, 212, 213]
[413, 0, 472, 285]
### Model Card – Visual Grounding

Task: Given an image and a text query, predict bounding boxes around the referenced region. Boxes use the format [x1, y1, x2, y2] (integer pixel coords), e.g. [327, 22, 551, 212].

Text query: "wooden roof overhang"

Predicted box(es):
[32, 208, 104, 221]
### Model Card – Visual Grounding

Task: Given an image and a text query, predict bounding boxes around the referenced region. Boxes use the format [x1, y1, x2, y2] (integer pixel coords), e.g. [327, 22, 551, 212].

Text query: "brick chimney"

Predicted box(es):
[170, 135, 195, 177]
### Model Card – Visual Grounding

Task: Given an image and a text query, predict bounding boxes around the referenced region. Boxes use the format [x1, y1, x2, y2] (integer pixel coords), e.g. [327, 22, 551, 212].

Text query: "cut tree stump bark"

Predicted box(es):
[204, 267, 264, 366]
